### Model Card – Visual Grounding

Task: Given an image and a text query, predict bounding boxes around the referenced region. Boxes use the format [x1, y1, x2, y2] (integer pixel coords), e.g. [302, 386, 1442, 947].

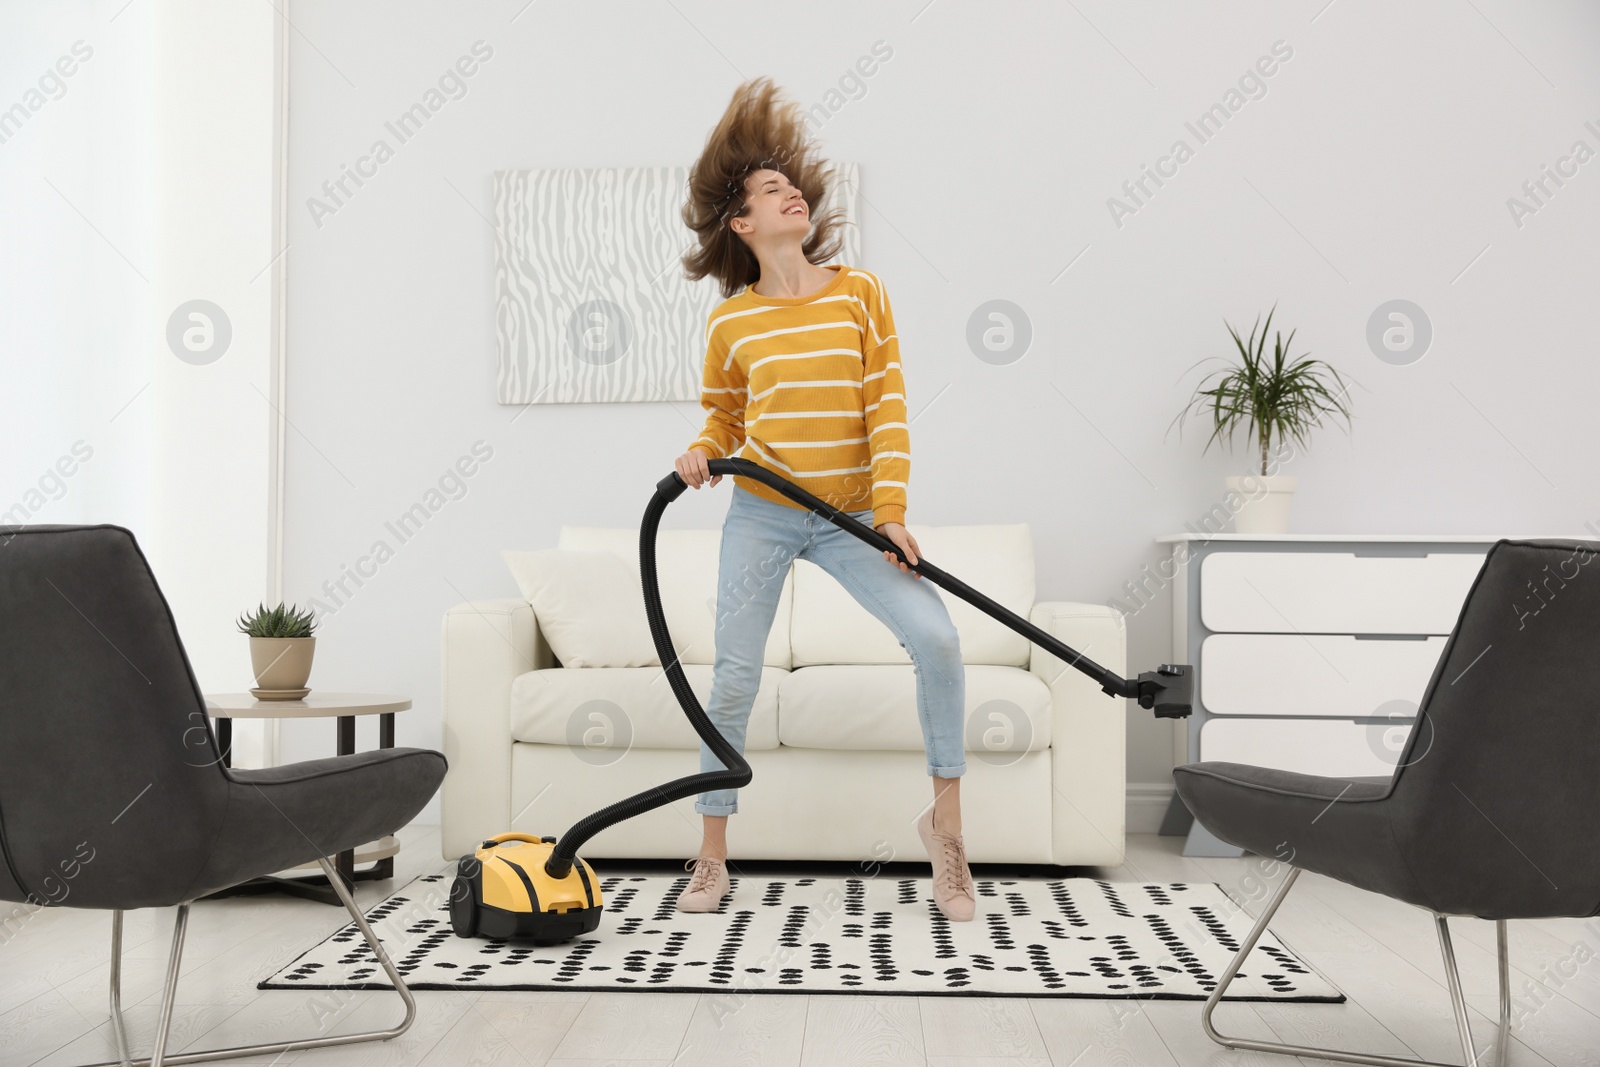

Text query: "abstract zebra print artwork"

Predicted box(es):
[261, 869, 1343, 1000]
[494, 164, 862, 405]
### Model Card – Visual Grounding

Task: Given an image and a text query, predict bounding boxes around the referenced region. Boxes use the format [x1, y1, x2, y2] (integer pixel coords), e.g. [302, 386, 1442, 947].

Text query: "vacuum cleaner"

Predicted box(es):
[450, 457, 1192, 943]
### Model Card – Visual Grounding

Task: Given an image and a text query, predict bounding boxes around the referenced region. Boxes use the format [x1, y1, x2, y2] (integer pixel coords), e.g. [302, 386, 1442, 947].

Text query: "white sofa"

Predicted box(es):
[441, 518, 1129, 869]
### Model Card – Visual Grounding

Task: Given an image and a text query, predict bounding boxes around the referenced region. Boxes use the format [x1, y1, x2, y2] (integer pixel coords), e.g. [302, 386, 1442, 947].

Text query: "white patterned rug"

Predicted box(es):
[260, 869, 1341, 1001]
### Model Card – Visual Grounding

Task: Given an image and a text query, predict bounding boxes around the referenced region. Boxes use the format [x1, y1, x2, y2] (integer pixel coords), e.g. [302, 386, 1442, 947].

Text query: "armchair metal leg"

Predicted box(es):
[1201, 864, 1513, 1067]
[108, 910, 132, 1067]
[147, 903, 189, 1067]
[86, 856, 416, 1067]
[1434, 911, 1478, 1065]
[1495, 920, 1511, 1067]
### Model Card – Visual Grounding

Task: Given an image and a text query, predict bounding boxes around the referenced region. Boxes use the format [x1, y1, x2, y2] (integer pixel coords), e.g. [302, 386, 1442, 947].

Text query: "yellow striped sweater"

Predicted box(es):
[687, 264, 910, 527]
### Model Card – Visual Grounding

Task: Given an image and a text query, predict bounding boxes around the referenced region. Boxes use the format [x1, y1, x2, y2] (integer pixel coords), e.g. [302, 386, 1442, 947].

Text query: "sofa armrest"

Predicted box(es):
[441, 598, 551, 859]
[1030, 600, 1127, 866]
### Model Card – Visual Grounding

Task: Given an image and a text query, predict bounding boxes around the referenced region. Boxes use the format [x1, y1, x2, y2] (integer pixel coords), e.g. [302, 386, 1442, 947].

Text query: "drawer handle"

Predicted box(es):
[1352, 633, 1432, 641]
[1351, 547, 1432, 557]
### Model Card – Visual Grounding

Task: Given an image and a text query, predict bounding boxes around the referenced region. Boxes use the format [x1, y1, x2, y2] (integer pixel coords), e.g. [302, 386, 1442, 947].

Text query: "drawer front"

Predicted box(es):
[1201, 633, 1442, 717]
[1201, 551, 1485, 634]
[1199, 718, 1407, 778]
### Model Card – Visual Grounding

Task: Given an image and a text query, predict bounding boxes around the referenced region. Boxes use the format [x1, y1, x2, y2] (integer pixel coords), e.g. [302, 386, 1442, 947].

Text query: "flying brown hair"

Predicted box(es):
[680, 76, 848, 299]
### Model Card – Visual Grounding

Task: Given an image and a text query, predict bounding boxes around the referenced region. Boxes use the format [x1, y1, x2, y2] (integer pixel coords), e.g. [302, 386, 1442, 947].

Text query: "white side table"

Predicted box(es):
[204, 691, 411, 904]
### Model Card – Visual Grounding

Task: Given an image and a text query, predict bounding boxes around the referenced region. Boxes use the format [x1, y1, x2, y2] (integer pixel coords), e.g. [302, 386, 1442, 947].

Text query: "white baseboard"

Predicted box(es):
[1126, 781, 1175, 835]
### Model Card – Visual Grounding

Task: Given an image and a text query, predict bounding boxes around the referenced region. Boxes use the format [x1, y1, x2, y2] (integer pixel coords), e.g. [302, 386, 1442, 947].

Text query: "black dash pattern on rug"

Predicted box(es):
[259, 870, 1343, 1000]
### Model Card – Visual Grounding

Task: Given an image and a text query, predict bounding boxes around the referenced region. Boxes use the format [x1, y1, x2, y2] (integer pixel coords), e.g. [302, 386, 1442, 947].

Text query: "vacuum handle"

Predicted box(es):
[667, 458, 1192, 718]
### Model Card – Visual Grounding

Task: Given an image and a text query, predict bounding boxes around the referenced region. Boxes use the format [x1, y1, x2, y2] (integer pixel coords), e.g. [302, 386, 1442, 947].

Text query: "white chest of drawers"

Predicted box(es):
[1153, 533, 1535, 857]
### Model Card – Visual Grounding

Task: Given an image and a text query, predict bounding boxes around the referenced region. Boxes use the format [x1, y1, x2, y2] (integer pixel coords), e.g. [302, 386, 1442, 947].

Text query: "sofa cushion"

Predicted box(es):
[557, 526, 792, 668]
[510, 665, 782, 751]
[776, 664, 1052, 755]
[790, 523, 1036, 667]
[501, 548, 658, 668]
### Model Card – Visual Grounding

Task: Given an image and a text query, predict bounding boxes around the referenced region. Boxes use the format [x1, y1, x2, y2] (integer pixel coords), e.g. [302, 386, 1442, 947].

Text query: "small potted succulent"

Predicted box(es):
[1168, 305, 1358, 533]
[236, 601, 318, 698]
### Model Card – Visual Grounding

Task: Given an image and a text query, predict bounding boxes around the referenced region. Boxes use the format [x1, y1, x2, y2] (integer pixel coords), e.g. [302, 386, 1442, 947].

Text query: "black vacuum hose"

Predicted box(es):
[544, 457, 1190, 878]
[543, 463, 752, 878]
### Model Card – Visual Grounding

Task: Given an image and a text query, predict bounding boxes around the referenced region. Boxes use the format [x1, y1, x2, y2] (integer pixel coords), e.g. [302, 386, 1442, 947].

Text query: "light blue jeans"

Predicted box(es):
[696, 483, 966, 815]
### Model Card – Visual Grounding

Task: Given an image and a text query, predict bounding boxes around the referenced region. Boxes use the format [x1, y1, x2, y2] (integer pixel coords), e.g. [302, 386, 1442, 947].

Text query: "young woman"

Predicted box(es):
[671, 77, 974, 922]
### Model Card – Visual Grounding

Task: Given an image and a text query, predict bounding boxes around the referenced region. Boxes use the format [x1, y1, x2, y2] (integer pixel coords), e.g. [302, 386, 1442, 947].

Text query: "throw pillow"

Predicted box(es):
[501, 548, 659, 668]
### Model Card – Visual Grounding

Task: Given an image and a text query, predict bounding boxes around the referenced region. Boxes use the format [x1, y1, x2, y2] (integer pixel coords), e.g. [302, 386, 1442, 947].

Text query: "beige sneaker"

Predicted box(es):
[676, 855, 730, 913]
[917, 807, 976, 921]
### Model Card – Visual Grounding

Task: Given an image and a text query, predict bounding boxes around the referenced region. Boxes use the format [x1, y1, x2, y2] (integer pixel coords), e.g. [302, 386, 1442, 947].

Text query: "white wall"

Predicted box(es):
[2, 1, 150, 541]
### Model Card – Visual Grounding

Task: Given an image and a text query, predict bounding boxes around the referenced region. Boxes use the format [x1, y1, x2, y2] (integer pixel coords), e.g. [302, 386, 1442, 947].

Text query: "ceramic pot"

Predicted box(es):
[1226, 474, 1297, 534]
[249, 636, 316, 692]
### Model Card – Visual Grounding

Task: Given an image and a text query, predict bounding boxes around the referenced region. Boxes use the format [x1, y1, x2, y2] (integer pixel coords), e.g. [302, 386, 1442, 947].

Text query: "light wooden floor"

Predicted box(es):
[4, 825, 1596, 1067]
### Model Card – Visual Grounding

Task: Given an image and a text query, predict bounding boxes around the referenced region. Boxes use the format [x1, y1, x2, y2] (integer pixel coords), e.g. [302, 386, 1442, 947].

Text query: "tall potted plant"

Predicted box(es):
[1169, 305, 1357, 533]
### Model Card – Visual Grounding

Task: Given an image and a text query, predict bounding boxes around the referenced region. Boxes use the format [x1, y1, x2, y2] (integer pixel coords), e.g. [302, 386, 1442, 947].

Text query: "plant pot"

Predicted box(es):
[249, 636, 316, 696]
[1226, 474, 1297, 534]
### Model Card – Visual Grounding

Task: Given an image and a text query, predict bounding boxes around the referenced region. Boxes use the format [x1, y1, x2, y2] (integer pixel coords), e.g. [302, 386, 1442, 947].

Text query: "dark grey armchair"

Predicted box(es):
[1174, 536, 1600, 1067]
[0, 524, 447, 1067]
